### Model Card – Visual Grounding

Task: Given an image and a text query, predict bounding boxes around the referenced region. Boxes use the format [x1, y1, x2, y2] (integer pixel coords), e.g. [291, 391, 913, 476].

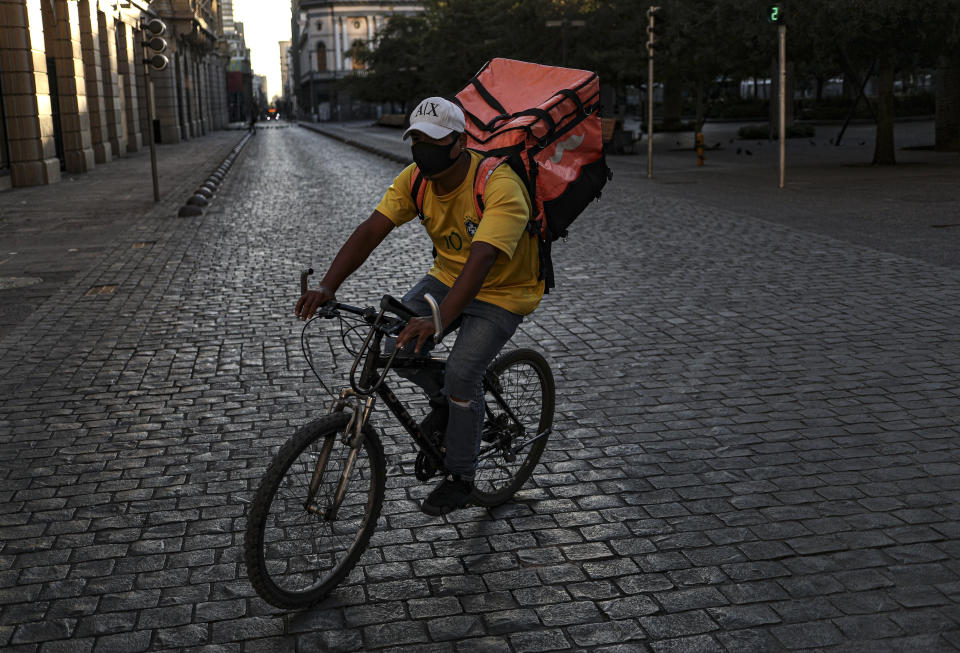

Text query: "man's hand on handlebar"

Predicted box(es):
[296, 286, 336, 320]
[396, 317, 436, 354]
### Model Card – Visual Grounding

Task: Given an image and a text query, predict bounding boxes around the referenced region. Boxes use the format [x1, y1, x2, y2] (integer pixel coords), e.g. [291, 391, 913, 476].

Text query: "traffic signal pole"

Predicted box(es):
[646, 6, 659, 179]
[144, 67, 159, 201]
[778, 23, 786, 189]
[140, 17, 170, 202]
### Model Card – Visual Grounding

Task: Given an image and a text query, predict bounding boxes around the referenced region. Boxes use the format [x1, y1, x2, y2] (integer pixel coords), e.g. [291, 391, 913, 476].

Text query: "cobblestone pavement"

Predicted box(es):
[0, 128, 252, 340]
[1, 125, 959, 652]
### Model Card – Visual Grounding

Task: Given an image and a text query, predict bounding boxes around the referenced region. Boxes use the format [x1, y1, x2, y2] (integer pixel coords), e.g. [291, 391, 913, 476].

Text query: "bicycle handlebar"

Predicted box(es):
[298, 268, 447, 396]
[300, 268, 313, 296]
[299, 268, 442, 339]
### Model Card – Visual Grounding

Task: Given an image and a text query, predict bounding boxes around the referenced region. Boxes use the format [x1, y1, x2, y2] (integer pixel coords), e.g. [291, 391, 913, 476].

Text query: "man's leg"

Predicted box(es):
[422, 300, 522, 515]
[387, 275, 452, 401]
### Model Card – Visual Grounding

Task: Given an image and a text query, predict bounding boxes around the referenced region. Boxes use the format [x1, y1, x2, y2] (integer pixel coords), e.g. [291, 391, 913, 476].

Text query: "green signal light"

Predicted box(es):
[767, 5, 785, 23]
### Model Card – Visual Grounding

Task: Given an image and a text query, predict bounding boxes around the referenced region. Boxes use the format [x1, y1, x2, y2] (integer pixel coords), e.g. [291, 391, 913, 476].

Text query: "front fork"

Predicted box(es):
[305, 388, 375, 520]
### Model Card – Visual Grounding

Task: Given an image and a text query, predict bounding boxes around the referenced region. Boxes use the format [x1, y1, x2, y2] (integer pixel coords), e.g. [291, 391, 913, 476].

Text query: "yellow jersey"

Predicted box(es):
[375, 151, 544, 315]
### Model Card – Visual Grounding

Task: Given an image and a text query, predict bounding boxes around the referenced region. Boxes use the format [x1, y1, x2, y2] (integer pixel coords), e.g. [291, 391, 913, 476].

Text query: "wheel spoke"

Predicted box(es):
[245, 416, 384, 608]
[472, 351, 554, 504]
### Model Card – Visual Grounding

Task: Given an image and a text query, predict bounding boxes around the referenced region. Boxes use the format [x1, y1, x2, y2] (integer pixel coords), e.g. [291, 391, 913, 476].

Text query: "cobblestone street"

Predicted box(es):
[1, 125, 959, 652]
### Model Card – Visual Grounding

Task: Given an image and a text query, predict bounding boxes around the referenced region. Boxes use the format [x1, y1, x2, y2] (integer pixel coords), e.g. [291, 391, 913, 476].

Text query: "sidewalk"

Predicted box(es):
[0, 128, 251, 340]
[299, 118, 960, 269]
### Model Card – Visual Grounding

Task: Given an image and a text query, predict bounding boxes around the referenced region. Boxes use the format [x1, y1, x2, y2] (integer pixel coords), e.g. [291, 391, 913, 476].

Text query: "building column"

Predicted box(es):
[207, 58, 218, 130]
[215, 57, 227, 128]
[206, 59, 216, 130]
[133, 29, 150, 144]
[97, 8, 125, 157]
[117, 20, 141, 152]
[45, 0, 95, 173]
[152, 40, 181, 144]
[77, 0, 109, 163]
[175, 48, 189, 139]
[196, 55, 207, 134]
[333, 16, 342, 71]
[2, 0, 60, 186]
[186, 48, 200, 137]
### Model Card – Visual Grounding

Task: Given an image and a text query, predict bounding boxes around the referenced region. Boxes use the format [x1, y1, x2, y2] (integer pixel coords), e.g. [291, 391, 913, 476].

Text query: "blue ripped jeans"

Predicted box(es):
[391, 275, 522, 480]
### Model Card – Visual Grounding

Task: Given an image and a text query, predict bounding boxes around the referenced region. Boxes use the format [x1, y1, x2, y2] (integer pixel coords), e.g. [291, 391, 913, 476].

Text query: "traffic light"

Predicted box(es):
[646, 6, 661, 56]
[143, 18, 169, 71]
[767, 5, 786, 24]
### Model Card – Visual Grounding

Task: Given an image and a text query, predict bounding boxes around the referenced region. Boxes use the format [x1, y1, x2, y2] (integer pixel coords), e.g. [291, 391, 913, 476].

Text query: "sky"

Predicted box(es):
[232, 0, 293, 101]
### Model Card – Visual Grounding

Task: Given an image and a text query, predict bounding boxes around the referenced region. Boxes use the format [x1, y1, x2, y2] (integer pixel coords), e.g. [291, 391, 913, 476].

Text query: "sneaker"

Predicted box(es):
[422, 475, 473, 516]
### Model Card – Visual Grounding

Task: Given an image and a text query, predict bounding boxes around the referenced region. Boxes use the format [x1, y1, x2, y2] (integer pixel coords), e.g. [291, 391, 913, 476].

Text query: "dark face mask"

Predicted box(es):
[411, 139, 459, 177]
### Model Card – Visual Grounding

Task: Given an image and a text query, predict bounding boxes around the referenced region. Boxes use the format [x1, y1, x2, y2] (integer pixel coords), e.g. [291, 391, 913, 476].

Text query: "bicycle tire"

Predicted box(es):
[471, 348, 555, 508]
[244, 413, 385, 609]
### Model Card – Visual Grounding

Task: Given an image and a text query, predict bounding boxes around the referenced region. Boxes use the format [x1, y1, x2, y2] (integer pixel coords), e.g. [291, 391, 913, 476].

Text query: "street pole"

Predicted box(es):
[778, 23, 786, 189]
[647, 6, 659, 179]
[140, 18, 170, 203]
[145, 71, 160, 201]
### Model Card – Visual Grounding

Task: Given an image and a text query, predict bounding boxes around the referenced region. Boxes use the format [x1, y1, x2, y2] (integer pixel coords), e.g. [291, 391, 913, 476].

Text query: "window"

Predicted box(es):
[316, 42, 327, 72]
[349, 40, 366, 70]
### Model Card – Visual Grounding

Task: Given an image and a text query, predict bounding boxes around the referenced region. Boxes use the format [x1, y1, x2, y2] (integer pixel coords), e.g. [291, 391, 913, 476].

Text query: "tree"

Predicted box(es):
[789, 0, 954, 164]
[934, 7, 960, 151]
[346, 14, 430, 110]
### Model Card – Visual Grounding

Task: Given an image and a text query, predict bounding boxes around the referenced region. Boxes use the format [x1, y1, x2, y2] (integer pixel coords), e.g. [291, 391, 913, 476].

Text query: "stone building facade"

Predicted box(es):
[0, 0, 232, 189]
[290, 0, 422, 122]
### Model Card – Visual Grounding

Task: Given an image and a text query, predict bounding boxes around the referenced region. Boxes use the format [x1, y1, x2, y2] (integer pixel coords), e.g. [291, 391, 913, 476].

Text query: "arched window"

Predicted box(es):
[316, 42, 327, 72]
[349, 39, 367, 70]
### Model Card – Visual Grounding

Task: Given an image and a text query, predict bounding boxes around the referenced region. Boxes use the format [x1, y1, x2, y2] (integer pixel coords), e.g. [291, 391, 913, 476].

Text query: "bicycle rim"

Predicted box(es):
[244, 414, 384, 609]
[472, 349, 555, 507]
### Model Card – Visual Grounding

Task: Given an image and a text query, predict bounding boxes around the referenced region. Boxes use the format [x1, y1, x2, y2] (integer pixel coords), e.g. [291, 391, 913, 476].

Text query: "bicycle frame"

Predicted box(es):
[308, 312, 536, 520]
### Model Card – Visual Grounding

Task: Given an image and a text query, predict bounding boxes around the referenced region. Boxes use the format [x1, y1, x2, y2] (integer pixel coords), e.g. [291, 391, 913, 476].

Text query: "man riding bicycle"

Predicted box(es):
[296, 97, 544, 516]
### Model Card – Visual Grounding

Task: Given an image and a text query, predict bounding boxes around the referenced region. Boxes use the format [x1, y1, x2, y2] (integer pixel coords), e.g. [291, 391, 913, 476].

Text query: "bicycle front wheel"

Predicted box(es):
[243, 413, 385, 609]
[472, 348, 555, 508]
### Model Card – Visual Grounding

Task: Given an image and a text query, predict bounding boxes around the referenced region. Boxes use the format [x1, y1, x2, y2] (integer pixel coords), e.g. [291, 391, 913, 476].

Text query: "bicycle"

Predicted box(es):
[243, 269, 556, 609]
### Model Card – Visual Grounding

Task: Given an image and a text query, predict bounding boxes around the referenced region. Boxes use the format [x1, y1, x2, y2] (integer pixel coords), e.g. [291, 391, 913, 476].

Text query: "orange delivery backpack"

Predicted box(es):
[410, 58, 612, 292]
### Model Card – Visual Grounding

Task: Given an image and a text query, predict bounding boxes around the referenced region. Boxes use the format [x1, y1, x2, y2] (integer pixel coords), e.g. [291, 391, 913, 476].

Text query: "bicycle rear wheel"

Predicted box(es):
[472, 348, 555, 508]
[244, 413, 385, 609]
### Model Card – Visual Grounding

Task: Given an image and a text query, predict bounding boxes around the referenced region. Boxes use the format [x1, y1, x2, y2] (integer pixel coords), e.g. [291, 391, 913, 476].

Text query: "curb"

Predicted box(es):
[297, 122, 410, 164]
[177, 130, 255, 217]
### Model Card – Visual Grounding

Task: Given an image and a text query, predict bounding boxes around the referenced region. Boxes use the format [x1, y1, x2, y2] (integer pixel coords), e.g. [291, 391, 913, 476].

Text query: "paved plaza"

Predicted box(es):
[0, 121, 958, 652]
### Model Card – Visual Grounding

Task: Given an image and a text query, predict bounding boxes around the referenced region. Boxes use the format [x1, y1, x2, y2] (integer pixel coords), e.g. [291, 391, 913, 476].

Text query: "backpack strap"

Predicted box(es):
[474, 156, 553, 293]
[409, 167, 427, 220]
[472, 156, 507, 219]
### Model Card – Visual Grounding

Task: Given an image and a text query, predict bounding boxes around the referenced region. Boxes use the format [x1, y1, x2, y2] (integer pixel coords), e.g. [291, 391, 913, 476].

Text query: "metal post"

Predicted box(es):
[647, 7, 658, 179]
[145, 73, 159, 201]
[778, 23, 786, 189]
[140, 26, 161, 203]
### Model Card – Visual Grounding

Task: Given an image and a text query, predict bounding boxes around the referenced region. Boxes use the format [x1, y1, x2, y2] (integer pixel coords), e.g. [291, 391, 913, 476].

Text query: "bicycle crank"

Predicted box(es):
[414, 450, 438, 481]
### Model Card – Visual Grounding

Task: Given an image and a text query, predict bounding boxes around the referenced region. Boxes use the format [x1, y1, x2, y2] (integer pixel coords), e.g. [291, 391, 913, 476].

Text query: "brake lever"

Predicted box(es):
[317, 301, 338, 319]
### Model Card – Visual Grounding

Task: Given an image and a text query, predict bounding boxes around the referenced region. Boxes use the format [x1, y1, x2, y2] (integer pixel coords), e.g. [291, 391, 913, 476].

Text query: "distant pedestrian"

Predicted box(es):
[295, 97, 543, 516]
[249, 114, 257, 134]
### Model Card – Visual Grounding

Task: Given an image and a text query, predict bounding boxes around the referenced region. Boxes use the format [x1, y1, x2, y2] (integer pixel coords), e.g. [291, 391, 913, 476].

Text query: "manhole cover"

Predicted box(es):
[0, 276, 44, 290]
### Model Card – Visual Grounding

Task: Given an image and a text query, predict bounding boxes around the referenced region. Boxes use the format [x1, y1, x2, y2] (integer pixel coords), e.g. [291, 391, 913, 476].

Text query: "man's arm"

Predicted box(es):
[295, 210, 395, 319]
[396, 241, 500, 352]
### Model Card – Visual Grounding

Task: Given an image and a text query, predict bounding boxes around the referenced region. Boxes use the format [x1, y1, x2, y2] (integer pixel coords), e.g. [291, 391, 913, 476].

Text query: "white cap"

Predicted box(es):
[402, 97, 465, 141]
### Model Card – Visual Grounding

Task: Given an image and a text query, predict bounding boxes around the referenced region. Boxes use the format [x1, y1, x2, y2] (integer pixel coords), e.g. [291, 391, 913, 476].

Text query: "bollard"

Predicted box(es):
[696, 132, 705, 166]
[178, 204, 203, 217]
